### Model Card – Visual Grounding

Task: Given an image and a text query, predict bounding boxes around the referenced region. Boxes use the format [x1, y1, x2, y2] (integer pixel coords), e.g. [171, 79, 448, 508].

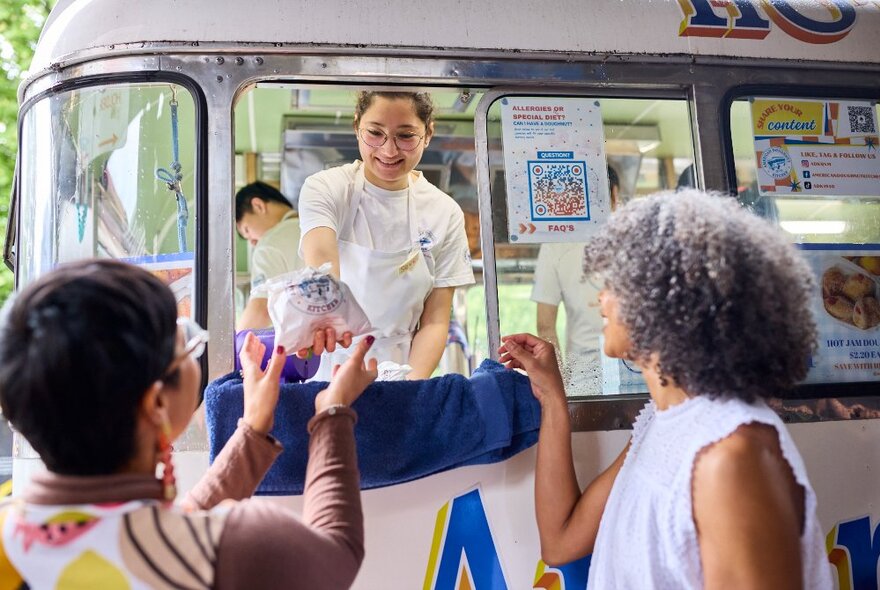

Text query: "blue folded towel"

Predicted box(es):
[205, 359, 541, 495]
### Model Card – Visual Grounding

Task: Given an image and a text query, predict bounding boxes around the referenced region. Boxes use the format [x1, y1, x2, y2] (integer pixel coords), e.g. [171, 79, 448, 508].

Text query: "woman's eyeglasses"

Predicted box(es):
[163, 317, 209, 378]
[357, 127, 425, 151]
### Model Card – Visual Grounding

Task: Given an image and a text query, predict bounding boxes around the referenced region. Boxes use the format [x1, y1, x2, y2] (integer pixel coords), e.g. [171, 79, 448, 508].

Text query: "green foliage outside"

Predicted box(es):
[465, 282, 567, 363]
[0, 0, 54, 304]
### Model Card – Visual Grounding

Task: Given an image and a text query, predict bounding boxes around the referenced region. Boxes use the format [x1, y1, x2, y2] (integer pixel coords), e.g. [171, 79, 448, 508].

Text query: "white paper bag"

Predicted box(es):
[265, 263, 373, 353]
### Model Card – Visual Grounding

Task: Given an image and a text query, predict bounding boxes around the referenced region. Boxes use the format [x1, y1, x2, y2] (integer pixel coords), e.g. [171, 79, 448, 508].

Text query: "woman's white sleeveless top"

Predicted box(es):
[587, 396, 833, 589]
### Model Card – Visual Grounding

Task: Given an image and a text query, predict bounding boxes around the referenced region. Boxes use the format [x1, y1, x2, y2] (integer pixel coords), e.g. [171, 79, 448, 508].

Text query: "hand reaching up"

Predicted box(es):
[314, 336, 378, 414]
[239, 332, 287, 435]
[499, 333, 566, 405]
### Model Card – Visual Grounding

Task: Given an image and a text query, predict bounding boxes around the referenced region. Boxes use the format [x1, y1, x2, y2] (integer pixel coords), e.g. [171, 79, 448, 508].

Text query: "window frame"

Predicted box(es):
[14, 72, 210, 389]
[474, 87, 699, 401]
[723, 85, 880, 399]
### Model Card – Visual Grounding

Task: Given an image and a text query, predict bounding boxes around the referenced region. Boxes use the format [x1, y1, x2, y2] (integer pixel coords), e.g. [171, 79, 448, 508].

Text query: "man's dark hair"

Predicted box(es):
[607, 165, 620, 192]
[0, 259, 179, 475]
[235, 181, 291, 222]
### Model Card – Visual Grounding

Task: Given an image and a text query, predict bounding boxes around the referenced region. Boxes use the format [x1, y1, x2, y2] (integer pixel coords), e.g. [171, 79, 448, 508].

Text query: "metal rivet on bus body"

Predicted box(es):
[216, 57, 225, 65]
[255, 57, 264, 65]
[235, 57, 244, 65]
[216, 75, 223, 83]
[321, 62, 327, 69]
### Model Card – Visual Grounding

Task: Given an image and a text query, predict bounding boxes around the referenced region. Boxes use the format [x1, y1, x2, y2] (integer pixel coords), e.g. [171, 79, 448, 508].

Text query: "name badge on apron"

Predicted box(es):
[398, 250, 421, 276]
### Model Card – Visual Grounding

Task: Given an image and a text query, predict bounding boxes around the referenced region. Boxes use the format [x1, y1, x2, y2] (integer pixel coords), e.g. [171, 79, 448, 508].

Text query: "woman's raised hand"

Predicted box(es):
[295, 327, 354, 359]
[239, 332, 287, 435]
[314, 336, 378, 414]
[499, 333, 565, 405]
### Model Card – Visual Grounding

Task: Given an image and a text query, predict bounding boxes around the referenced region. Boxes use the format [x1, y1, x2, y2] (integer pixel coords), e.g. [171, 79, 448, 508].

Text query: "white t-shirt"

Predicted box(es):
[298, 161, 475, 289]
[530, 242, 601, 359]
[249, 210, 303, 299]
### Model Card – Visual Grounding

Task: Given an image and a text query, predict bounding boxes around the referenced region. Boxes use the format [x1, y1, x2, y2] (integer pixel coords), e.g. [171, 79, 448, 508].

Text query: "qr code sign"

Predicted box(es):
[527, 161, 590, 220]
[848, 105, 877, 134]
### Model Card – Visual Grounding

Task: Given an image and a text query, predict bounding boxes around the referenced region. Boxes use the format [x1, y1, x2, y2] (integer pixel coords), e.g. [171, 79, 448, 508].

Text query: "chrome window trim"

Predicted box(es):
[14, 50, 880, 430]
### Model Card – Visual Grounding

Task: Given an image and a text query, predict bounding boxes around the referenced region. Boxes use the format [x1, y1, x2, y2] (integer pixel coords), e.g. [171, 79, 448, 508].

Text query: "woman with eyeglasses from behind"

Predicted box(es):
[0, 259, 376, 589]
[298, 91, 475, 380]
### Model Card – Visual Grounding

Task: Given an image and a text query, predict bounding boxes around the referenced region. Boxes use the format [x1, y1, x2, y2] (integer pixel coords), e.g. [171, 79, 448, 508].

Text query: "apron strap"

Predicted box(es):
[406, 185, 419, 248]
[340, 163, 420, 249]
[339, 166, 365, 241]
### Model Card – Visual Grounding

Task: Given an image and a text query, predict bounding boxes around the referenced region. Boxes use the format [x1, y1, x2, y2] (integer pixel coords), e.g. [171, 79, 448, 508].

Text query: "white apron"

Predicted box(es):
[312, 164, 435, 380]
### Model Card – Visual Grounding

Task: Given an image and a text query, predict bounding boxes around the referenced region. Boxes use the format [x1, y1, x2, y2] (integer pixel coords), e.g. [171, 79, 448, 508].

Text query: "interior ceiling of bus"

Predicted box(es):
[231, 86, 880, 240]
[234, 87, 694, 159]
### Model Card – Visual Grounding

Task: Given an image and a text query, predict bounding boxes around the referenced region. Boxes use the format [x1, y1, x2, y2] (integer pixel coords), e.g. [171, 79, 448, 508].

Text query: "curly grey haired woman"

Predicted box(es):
[500, 189, 832, 589]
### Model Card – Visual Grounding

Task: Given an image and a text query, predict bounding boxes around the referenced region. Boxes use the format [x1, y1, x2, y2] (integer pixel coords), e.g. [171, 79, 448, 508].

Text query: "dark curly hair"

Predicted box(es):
[585, 189, 816, 402]
[0, 259, 179, 475]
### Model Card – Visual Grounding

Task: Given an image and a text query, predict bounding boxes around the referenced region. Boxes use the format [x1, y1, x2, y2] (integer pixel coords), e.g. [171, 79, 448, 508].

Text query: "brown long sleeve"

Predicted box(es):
[214, 407, 364, 590]
[184, 419, 283, 510]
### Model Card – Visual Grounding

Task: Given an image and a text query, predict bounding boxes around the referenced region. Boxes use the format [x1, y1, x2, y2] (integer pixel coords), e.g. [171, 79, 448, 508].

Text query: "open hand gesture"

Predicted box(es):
[239, 332, 286, 435]
[314, 336, 378, 413]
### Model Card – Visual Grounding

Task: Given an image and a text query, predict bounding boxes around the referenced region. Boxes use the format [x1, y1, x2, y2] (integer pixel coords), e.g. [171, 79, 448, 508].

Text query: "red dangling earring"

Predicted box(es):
[157, 421, 177, 503]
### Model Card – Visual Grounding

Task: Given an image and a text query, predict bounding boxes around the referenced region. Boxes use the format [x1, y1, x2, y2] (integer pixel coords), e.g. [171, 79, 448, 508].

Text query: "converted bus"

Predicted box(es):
[6, 0, 880, 587]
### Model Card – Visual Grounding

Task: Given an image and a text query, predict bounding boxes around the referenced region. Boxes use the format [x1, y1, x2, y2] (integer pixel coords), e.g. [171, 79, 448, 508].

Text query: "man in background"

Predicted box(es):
[530, 166, 620, 393]
[236, 181, 303, 330]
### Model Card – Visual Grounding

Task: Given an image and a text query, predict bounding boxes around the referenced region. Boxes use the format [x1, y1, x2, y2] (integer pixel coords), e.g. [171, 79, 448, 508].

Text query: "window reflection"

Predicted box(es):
[19, 83, 197, 317]
[488, 97, 696, 396]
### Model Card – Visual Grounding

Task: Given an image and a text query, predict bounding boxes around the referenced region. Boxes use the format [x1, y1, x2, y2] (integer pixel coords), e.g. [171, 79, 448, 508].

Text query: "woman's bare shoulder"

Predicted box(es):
[694, 422, 790, 486]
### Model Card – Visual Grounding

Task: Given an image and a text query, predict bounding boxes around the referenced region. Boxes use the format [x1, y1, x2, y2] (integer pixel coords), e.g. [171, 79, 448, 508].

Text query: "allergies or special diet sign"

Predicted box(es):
[500, 97, 609, 243]
[751, 98, 880, 198]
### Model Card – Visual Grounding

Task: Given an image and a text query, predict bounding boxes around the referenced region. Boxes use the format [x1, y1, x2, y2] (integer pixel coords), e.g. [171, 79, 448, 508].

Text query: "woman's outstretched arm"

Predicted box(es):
[500, 333, 628, 565]
[215, 338, 377, 590]
[183, 334, 288, 509]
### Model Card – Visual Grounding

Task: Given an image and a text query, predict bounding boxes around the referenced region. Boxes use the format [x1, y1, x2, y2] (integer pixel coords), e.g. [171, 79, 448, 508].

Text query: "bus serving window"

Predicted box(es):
[484, 96, 695, 397]
[18, 83, 198, 318]
[233, 85, 485, 376]
[730, 96, 880, 390]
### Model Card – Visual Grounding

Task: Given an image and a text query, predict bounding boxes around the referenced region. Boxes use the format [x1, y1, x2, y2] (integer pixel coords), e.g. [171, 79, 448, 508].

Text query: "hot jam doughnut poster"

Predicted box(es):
[751, 98, 880, 198]
[801, 244, 880, 384]
[499, 97, 610, 243]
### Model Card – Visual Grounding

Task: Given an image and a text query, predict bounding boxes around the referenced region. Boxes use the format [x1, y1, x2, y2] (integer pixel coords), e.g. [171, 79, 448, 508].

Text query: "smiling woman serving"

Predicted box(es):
[298, 91, 475, 380]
